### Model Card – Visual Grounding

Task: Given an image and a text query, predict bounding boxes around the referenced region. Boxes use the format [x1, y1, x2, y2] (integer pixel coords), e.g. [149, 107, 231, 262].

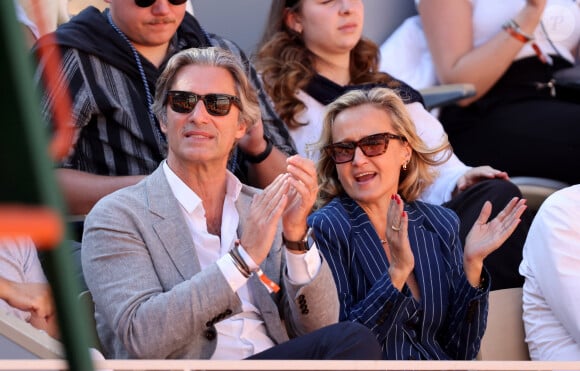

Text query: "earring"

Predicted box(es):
[402, 162, 408, 171]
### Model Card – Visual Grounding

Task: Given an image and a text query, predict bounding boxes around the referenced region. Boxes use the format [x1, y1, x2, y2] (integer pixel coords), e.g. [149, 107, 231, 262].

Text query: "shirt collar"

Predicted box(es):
[162, 160, 243, 214]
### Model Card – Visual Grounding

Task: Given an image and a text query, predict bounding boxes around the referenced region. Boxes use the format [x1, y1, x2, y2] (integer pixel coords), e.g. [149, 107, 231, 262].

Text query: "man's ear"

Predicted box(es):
[284, 8, 303, 34]
[160, 120, 168, 134]
[235, 118, 248, 140]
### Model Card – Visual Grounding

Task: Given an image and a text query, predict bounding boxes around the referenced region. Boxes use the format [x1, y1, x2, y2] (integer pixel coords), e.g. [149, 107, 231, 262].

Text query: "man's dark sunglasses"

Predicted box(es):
[135, 0, 188, 8]
[324, 132, 407, 164]
[166, 91, 242, 117]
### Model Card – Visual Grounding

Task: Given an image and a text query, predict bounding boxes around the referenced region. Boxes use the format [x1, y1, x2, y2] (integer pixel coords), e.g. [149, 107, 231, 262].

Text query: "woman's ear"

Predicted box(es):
[402, 141, 412, 165]
[284, 8, 303, 34]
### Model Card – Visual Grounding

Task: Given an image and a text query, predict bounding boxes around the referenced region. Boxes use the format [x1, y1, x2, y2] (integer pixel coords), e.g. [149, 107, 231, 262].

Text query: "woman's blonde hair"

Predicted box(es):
[256, 0, 400, 129]
[315, 88, 452, 209]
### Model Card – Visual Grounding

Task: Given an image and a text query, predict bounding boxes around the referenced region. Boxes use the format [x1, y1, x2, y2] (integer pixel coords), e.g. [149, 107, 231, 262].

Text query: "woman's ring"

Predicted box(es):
[391, 225, 401, 232]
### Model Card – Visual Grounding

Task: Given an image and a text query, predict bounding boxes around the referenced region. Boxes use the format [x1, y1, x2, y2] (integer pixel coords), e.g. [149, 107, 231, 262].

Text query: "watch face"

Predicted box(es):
[301, 227, 315, 251]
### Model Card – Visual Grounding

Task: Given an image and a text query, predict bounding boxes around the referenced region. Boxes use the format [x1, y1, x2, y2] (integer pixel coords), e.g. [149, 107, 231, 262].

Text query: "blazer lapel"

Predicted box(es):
[342, 197, 390, 284]
[147, 165, 201, 280]
[405, 206, 430, 301]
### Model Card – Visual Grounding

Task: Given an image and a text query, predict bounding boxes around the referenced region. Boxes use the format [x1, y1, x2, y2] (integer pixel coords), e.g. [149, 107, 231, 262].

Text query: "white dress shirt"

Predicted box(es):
[162, 161, 321, 359]
[519, 185, 580, 360]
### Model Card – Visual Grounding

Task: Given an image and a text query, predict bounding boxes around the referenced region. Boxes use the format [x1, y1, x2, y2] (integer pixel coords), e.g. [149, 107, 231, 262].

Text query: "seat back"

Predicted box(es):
[511, 176, 570, 216]
[479, 287, 530, 360]
[0, 310, 63, 359]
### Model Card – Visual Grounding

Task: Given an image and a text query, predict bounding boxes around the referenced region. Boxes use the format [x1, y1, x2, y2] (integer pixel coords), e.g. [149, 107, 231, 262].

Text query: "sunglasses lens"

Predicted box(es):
[135, 0, 155, 7]
[204, 95, 233, 116]
[168, 93, 196, 113]
[167, 92, 239, 116]
[327, 144, 355, 164]
[135, 0, 187, 7]
[359, 136, 387, 157]
[326, 134, 391, 164]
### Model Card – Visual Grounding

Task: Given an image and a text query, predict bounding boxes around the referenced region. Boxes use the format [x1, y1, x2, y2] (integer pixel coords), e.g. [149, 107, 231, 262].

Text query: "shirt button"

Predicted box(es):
[204, 328, 217, 341]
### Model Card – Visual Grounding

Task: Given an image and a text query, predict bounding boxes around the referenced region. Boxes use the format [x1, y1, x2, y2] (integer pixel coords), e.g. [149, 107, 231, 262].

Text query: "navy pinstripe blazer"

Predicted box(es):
[308, 195, 489, 360]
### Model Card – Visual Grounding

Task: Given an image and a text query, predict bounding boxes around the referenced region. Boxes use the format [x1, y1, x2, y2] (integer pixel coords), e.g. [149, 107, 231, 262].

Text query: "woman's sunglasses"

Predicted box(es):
[324, 132, 407, 164]
[166, 91, 242, 117]
[135, 0, 188, 8]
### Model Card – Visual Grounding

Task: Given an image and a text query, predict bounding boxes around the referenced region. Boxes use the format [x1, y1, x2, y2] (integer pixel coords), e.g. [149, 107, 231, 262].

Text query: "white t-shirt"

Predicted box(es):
[0, 237, 47, 322]
[519, 185, 580, 360]
[381, 0, 580, 89]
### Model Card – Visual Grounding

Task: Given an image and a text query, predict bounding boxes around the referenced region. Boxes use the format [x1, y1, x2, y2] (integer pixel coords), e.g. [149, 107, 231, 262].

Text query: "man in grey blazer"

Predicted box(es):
[81, 46, 379, 360]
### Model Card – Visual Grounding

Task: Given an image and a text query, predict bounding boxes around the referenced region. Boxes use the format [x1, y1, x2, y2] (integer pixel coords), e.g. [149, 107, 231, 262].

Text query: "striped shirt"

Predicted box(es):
[35, 8, 295, 184]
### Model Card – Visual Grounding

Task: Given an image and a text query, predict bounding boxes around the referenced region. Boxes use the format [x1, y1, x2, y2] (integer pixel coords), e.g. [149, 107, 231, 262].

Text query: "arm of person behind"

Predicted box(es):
[57, 168, 145, 215]
[406, 102, 468, 204]
[237, 119, 290, 189]
[417, 0, 546, 105]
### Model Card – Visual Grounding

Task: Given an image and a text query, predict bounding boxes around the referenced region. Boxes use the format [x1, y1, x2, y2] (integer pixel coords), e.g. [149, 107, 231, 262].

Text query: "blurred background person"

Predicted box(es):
[417, 0, 580, 185]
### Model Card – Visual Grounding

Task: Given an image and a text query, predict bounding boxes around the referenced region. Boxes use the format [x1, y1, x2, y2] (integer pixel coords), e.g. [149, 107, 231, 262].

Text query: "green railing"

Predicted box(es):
[0, 1, 94, 369]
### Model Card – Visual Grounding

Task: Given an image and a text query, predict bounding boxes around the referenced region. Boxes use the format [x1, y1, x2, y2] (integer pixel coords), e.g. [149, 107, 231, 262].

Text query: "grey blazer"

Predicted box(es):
[81, 165, 339, 359]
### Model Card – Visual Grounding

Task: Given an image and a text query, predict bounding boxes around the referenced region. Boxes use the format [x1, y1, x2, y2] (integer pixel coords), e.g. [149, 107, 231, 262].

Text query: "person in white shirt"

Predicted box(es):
[415, 0, 580, 185]
[0, 237, 111, 365]
[0, 237, 57, 338]
[81, 46, 380, 360]
[519, 184, 580, 360]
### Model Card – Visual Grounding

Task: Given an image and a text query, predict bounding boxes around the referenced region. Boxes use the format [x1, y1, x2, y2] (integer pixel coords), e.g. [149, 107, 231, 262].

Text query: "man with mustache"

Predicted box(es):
[34, 0, 295, 217]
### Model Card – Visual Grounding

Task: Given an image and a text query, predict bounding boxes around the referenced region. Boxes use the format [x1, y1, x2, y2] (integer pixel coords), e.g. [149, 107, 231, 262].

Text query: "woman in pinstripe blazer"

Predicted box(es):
[307, 88, 527, 360]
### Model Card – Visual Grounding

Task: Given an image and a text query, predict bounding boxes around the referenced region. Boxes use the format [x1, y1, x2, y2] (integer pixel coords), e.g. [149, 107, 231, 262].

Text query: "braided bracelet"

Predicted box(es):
[244, 135, 273, 164]
[229, 245, 251, 278]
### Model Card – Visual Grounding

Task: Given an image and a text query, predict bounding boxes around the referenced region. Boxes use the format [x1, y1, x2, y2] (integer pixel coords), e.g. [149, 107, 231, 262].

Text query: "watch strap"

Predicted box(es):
[282, 227, 314, 252]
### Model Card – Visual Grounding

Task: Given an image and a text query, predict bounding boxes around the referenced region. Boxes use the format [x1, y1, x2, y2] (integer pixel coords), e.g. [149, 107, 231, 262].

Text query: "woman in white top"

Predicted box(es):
[256, 0, 531, 290]
[417, 0, 580, 185]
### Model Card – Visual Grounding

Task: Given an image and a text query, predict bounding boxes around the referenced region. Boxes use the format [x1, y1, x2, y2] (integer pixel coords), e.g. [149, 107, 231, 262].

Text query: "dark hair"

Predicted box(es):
[256, 0, 400, 129]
